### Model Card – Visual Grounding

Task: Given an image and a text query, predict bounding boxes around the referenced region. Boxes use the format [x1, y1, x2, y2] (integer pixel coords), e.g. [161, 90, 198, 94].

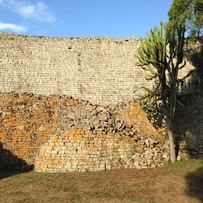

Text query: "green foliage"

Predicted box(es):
[189, 0, 203, 37]
[168, 0, 191, 29]
[136, 22, 188, 127]
[139, 85, 159, 115]
[168, 0, 203, 37]
[136, 22, 196, 163]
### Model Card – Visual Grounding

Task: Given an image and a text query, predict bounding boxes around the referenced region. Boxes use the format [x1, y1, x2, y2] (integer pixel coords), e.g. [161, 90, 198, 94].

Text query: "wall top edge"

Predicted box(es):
[0, 31, 139, 41]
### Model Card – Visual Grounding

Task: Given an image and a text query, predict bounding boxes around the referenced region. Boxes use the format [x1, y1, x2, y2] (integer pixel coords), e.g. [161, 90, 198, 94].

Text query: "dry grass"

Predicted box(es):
[0, 159, 203, 203]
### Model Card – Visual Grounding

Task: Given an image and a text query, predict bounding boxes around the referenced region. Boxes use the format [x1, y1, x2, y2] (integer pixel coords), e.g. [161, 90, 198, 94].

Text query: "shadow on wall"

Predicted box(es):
[145, 37, 203, 202]
[175, 90, 203, 159]
[185, 37, 203, 89]
[0, 142, 33, 179]
[175, 92, 203, 202]
[175, 37, 203, 159]
[181, 37, 203, 202]
[185, 161, 203, 202]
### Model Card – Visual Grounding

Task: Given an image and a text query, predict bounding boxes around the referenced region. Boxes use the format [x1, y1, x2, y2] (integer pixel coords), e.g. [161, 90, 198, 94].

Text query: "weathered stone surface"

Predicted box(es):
[0, 32, 202, 172]
[174, 90, 203, 159]
[0, 32, 195, 106]
[0, 93, 171, 171]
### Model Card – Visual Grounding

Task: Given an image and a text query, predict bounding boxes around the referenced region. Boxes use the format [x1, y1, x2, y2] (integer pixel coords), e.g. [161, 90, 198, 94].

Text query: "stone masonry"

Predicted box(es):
[0, 93, 169, 172]
[0, 32, 202, 172]
[0, 32, 195, 105]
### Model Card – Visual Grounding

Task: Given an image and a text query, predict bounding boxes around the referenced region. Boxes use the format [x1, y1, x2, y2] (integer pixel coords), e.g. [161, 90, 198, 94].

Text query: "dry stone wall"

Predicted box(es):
[175, 89, 203, 159]
[0, 32, 143, 105]
[0, 32, 202, 172]
[0, 32, 194, 105]
[35, 130, 168, 172]
[0, 93, 169, 171]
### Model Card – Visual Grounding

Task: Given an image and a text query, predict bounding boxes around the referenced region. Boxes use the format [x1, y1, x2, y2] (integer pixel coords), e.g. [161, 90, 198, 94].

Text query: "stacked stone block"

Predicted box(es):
[0, 32, 202, 172]
[174, 89, 203, 159]
[35, 130, 169, 172]
[0, 93, 169, 171]
[0, 32, 142, 105]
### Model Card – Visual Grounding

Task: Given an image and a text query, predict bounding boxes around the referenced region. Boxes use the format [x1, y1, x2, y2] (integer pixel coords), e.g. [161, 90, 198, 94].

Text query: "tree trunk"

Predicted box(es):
[167, 123, 176, 163]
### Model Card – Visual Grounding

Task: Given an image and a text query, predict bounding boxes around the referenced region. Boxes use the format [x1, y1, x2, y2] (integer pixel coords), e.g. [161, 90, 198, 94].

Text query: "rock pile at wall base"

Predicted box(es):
[0, 93, 170, 172]
[1, 92, 202, 172]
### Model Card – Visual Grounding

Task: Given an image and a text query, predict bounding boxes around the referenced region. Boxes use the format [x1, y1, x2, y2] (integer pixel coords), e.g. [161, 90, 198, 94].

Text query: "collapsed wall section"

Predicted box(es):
[0, 93, 169, 171]
[0, 91, 203, 172]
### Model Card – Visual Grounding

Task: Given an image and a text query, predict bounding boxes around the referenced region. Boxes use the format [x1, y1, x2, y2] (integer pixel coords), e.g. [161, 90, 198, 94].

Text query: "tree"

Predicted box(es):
[168, 0, 203, 37]
[136, 22, 188, 163]
[190, 1, 203, 36]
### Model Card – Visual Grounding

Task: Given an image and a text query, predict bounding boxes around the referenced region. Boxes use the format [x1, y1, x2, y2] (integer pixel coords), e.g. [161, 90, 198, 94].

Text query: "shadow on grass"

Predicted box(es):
[175, 91, 203, 202]
[185, 160, 203, 202]
[0, 142, 33, 179]
[0, 169, 30, 179]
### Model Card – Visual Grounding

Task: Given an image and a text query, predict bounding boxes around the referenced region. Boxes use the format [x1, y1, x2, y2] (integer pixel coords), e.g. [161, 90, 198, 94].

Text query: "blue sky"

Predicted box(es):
[0, 0, 173, 38]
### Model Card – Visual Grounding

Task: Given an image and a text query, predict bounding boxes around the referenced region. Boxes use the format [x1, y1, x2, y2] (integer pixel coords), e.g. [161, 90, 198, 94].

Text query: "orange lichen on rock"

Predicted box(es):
[116, 102, 165, 141]
[0, 93, 60, 167]
[0, 93, 169, 170]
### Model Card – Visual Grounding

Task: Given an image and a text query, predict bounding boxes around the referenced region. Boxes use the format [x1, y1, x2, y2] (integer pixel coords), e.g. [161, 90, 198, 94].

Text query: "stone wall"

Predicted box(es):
[0, 32, 202, 172]
[175, 89, 203, 159]
[0, 32, 142, 105]
[0, 93, 169, 171]
[35, 130, 168, 172]
[0, 32, 194, 106]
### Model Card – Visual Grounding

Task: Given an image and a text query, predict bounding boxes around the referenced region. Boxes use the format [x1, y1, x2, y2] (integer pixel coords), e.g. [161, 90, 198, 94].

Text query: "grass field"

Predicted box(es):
[0, 159, 203, 203]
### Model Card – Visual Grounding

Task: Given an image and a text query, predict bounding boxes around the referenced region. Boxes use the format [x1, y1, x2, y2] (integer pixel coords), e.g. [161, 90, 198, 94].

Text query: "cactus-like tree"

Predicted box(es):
[136, 22, 188, 163]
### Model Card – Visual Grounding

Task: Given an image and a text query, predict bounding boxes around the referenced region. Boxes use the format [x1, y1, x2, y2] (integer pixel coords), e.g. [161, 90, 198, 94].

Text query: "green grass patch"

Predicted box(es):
[165, 159, 203, 170]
